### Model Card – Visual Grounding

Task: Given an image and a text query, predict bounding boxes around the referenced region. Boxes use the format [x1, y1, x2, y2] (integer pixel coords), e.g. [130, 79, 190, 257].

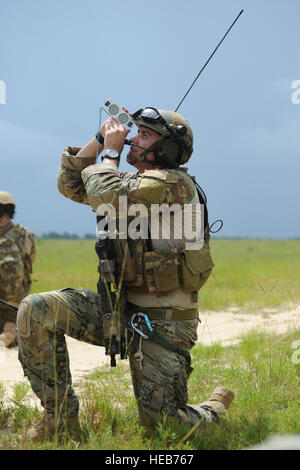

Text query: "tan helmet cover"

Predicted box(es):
[0, 191, 16, 206]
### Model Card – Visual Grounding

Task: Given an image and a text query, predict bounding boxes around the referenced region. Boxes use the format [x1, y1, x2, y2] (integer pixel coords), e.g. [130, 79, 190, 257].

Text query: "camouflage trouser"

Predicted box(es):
[17, 288, 201, 428]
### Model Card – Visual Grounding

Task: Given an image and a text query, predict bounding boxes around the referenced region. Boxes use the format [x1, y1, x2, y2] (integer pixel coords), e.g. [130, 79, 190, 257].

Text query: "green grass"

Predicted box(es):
[1, 328, 300, 450]
[201, 238, 300, 311]
[31, 238, 99, 293]
[31, 238, 300, 312]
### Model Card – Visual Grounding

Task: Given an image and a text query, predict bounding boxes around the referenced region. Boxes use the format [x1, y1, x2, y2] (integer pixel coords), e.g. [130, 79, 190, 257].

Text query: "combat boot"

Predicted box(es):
[207, 385, 235, 410]
[0, 322, 17, 348]
[198, 386, 235, 421]
[26, 413, 82, 442]
[177, 386, 234, 425]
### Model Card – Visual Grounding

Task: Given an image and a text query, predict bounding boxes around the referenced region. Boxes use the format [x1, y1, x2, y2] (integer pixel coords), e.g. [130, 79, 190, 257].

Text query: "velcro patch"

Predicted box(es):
[142, 169, 168, 180]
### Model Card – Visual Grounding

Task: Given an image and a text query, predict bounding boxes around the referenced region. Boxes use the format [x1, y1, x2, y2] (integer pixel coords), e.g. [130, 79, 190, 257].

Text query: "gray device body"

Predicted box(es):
[101, 99, 135, 131]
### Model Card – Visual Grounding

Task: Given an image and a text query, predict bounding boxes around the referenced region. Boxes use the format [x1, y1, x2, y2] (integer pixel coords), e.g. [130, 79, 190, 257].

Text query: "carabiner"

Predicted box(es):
[130, 312, 153, 339]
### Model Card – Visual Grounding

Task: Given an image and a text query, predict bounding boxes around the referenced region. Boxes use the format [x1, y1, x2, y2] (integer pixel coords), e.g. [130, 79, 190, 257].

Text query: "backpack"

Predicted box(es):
[0, 237, 25, 301]
[0, 224, 33, 303]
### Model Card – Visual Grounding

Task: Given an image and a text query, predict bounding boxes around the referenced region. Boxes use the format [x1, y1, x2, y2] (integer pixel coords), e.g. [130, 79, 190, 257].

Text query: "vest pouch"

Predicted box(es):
[181, 244, 214, 292]
[114, 239, 138, 284]
[122, 258, 137, 283]
[145, 249, 180, 296]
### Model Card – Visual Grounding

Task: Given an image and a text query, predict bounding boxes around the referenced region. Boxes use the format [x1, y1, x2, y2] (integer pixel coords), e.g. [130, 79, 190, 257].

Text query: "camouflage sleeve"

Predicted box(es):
[57, 147, 97, 205]
[81, 162, 140, 210]
[81, 166, 196, 213]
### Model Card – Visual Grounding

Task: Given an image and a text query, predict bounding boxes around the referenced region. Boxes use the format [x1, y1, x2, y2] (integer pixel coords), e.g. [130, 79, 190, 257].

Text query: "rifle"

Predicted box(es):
[95, 215, 128, 367]
[0, 298, 18, 330]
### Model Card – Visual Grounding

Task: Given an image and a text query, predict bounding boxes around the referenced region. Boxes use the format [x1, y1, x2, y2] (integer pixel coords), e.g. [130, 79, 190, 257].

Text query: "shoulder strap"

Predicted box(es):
[187, 176, 209, 232]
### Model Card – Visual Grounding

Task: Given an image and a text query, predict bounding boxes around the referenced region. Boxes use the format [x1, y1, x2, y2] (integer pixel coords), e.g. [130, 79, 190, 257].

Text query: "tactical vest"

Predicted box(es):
[0, 224, 34, 303]
[101, 170, 214, 297]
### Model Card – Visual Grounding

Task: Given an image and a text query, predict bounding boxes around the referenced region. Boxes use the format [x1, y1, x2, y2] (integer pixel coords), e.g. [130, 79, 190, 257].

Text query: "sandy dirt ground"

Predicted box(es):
[1, 305, 300, 401]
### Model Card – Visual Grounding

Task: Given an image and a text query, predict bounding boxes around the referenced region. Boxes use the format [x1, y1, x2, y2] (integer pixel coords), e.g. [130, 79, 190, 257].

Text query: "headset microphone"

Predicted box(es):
[124, 139, 147, 150]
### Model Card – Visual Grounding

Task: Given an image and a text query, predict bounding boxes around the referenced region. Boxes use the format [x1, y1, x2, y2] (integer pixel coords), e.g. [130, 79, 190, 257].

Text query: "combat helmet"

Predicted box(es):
[0, 191, 15, 207]
[0, 191, 16, 219]
[131, 107, 193, 168]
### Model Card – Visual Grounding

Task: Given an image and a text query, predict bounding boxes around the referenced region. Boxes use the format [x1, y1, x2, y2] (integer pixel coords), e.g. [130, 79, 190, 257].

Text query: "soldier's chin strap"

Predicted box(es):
[126, 137, 184, 168]
[126, 133, 190, 168]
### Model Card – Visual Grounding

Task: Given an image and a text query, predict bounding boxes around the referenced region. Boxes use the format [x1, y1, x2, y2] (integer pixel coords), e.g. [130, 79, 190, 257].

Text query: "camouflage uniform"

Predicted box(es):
[18, 147, 222, 429]
[0, 221, 35, 346]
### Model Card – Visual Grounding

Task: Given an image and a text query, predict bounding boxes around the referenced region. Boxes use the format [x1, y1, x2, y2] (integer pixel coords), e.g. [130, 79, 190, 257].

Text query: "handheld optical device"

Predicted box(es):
[101, 98, 135, 131]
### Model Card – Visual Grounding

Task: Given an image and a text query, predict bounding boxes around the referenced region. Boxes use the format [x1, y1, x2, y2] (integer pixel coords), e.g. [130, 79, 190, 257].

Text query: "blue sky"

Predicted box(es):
[1, 0, 299, 238]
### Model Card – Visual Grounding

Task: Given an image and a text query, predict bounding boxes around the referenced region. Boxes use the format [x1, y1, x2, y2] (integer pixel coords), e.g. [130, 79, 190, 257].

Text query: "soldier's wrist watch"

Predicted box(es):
[101, 149, 120, 161]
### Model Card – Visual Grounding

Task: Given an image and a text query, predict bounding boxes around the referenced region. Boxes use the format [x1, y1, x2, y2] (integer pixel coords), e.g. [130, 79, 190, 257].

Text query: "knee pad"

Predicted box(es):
[17, 296, 33, 338]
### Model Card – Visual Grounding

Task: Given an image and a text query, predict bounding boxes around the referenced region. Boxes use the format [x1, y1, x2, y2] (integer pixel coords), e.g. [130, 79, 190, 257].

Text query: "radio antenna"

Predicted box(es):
[175, 9, 244, 112]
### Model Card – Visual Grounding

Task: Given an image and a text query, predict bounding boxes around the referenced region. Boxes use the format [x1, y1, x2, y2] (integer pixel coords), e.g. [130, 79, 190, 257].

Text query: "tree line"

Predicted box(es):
[41, 232, 96, 239]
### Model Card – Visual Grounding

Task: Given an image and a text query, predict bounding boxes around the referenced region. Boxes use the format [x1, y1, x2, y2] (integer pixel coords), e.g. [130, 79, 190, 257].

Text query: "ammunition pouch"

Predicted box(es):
[110, 241, 214, 296]
[144, 248, 180, 295]
[180, 244, 214, 292]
